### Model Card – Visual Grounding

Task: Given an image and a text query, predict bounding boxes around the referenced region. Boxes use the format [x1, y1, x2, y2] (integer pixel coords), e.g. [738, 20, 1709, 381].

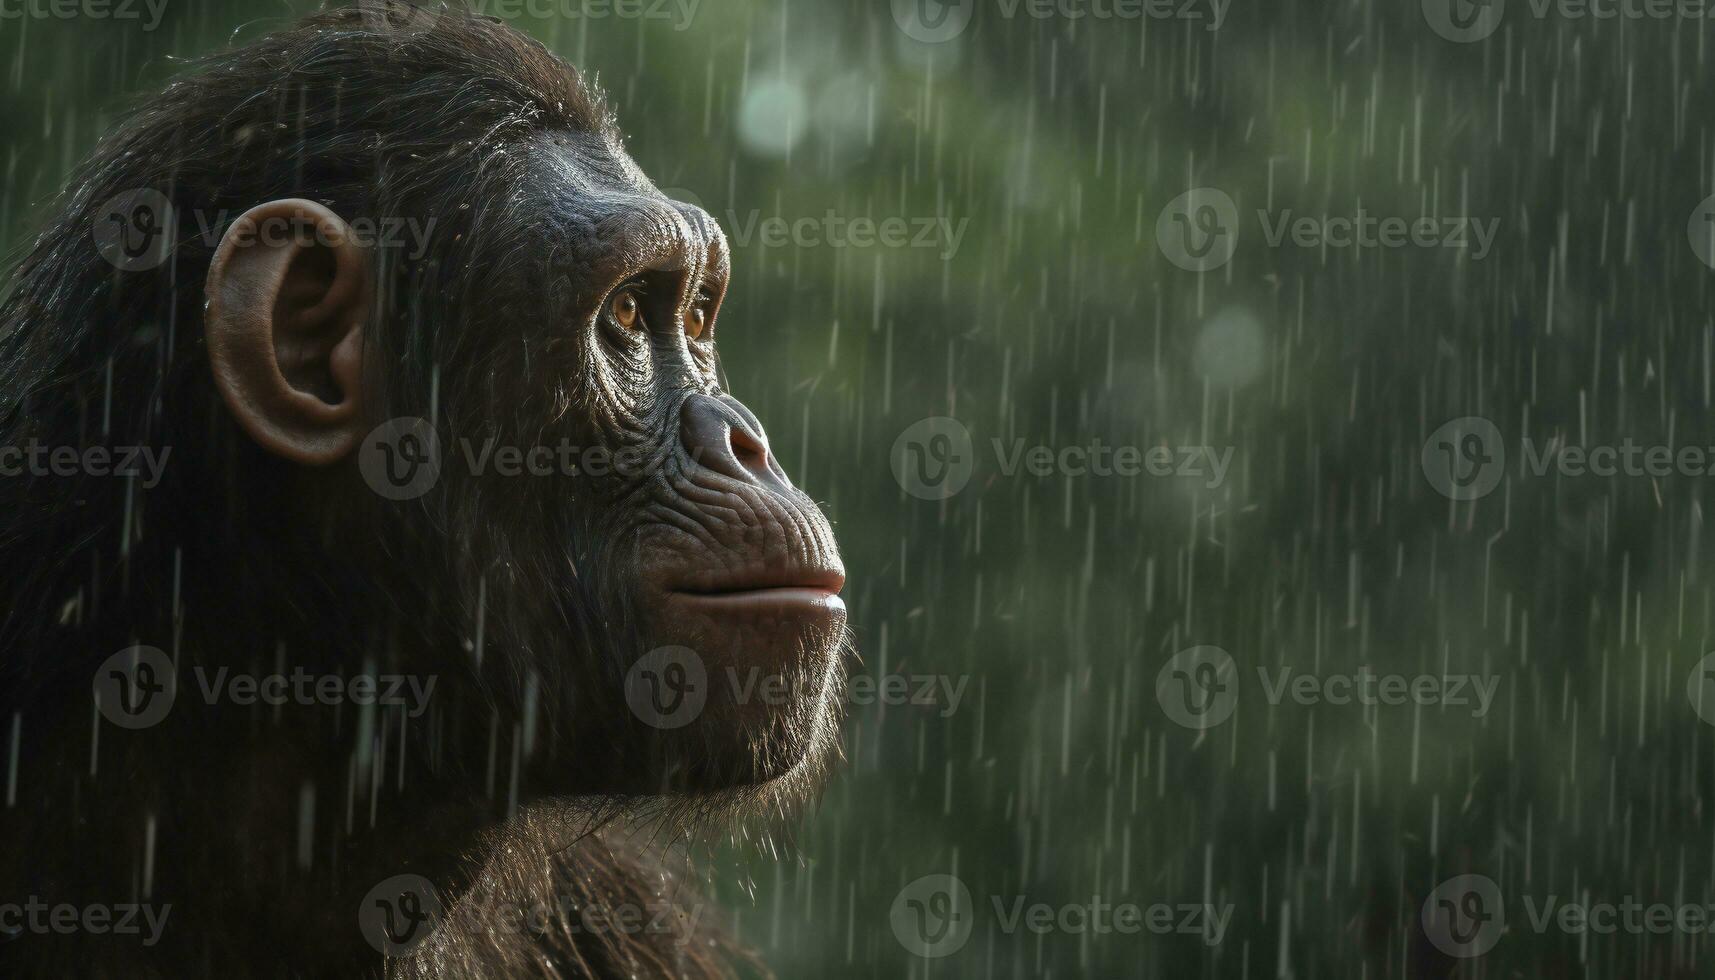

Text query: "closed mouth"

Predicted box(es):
[668, 568, 846, 613]
[671, 587, 846, 613]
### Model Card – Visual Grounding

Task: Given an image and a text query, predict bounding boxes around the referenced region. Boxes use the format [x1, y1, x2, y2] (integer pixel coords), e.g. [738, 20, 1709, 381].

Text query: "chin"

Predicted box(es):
[628, 593, 850, 799]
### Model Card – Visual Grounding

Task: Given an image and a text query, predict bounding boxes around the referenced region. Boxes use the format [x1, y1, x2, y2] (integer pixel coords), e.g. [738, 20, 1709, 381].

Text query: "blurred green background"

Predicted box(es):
[8, 0, 1715, 976]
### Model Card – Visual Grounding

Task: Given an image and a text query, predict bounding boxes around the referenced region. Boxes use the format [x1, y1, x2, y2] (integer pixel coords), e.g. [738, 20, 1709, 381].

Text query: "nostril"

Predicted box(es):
[679, 393, 792, 492]
[727, 424, 768, 471]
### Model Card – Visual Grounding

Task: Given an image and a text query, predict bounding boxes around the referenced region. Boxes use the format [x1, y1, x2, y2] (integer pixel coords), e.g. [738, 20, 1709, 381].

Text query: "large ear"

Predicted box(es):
[204, 199, 371, 465]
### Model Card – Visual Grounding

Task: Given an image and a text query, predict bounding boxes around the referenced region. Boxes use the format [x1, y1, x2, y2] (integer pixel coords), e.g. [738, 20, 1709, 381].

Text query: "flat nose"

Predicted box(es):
[679, 393, 793, 494]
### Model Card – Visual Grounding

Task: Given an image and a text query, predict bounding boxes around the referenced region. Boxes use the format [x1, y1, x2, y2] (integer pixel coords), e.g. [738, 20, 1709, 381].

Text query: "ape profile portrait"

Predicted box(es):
[0, 6, 847, 976]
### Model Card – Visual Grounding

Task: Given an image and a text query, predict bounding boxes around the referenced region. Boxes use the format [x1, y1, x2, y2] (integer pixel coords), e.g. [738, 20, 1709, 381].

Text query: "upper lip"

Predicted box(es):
[669, 564, 845, 596]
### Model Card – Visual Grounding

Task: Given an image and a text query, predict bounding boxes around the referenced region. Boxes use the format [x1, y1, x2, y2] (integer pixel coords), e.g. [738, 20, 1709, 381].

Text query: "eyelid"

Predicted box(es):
[603, 280, 648, 336]
[600, 279, 645, 315]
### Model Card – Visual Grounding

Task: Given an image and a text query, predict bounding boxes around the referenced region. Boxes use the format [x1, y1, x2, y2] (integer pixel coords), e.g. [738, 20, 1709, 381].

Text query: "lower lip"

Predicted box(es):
[670, 587, 846, 616]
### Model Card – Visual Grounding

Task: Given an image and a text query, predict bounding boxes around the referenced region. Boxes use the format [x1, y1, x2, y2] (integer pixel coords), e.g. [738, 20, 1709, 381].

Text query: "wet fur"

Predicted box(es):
[0, 6, 846, 976]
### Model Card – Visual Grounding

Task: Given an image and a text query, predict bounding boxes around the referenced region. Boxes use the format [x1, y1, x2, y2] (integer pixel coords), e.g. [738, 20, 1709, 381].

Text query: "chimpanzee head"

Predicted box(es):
[0, 5, 848, 817]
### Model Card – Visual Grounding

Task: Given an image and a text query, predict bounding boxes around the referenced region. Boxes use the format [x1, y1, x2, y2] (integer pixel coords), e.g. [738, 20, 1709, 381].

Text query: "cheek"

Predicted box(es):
[590, 342, 656, 430]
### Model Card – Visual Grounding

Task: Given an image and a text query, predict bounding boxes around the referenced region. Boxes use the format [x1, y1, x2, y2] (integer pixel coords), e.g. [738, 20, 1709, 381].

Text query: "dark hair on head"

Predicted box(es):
[0, 4, 618, 655]
[0, 14, 817, 976]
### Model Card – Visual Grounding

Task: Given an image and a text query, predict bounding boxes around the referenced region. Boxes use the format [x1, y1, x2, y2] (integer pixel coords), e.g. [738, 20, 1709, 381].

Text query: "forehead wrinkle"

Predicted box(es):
[671, 202, 729, 282]
[528, 135, 720, 304]
[528, 190, 686, 305]
[586, 194, 714, 292]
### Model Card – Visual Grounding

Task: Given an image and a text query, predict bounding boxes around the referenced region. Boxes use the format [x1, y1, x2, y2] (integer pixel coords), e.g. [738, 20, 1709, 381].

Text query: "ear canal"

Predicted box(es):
[204, 198, 372, 466]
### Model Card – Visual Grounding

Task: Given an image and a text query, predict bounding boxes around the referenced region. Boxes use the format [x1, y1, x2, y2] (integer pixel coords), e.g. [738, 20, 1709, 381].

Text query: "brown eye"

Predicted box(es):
[687, 287, 715, 340]
[610, 288, 642, 330]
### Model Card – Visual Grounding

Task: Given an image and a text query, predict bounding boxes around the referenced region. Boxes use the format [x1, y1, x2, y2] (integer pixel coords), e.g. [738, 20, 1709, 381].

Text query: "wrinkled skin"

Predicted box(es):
[0, 9, 846, 976]
[419, 131, 849, 795]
